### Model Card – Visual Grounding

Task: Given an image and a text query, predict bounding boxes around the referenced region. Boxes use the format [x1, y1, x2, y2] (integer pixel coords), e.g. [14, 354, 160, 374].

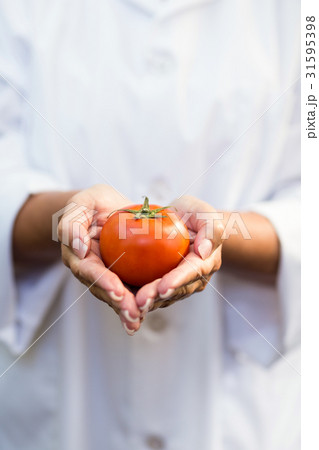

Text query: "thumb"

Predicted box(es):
[193, 212, 224, 260]
[58, 204, 94, 259]
[171, 195, 224, 260]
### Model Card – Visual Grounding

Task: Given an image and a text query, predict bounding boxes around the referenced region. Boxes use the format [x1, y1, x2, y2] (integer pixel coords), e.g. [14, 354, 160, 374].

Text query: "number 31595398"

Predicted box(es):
[306, 16, 316, 79]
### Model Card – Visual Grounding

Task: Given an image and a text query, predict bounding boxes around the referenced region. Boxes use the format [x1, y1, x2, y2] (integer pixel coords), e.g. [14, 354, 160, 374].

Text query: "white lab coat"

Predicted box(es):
[0, 0, 300, 449]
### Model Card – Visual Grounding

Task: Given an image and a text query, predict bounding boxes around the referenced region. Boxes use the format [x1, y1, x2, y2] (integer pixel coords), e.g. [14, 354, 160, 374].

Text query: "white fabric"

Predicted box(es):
[0, 0, 300, 449]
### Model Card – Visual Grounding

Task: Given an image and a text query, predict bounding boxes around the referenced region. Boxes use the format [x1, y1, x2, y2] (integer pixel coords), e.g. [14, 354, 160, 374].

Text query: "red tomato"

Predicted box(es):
[100, 198, 189, 286]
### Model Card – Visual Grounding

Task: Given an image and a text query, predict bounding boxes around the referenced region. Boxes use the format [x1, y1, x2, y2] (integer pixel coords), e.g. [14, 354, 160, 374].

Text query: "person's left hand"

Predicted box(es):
[135, 195, 224, 315]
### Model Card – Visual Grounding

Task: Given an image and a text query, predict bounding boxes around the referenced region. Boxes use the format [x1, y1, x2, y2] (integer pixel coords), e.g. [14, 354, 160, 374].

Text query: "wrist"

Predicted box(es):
[13, 190, 79, 264]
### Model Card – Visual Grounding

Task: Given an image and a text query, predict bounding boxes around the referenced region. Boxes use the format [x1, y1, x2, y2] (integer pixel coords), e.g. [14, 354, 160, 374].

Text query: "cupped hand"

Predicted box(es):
[135, 195, 224, 314]
[58, 184, 141, 335]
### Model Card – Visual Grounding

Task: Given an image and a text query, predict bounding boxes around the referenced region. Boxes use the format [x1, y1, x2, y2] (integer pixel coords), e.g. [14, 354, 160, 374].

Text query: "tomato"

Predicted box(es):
[100, 197, 189, 286]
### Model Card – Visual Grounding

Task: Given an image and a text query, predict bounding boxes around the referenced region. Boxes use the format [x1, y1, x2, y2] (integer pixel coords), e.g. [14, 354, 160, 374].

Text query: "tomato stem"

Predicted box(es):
[108, 196, 170, 219]
[142, 196, 150, 211]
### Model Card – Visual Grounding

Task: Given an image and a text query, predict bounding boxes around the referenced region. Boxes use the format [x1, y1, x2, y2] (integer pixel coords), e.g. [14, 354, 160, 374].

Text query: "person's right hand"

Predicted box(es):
[58, 184, 142, 335]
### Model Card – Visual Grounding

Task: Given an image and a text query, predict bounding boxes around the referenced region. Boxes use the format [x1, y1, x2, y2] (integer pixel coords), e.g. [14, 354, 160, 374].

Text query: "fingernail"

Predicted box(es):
[122, 322, 136, 336]
[139, 298, 153, 312]
[72, 238, 88, 259]
[198, 239, 213, 260]
[159, 288, 174, 299]
[109, 291, 124, 302]
[122, 310, 139, 323]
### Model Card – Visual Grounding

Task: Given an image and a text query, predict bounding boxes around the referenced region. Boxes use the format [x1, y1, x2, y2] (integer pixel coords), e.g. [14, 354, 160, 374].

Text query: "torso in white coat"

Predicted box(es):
[0, 1, 300, 449]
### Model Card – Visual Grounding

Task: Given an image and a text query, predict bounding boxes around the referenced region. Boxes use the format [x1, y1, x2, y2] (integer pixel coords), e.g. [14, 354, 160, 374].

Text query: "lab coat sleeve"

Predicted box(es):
[248, 184, 300, 354]
[247, 83, 301, 355]
[221, 182, 300, 367]
[221, 81, 300, 367]
[0, 11, 68, 355]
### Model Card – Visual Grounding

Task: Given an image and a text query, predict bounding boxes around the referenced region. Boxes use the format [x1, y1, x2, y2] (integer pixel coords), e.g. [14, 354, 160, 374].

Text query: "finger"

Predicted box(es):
[188, 229, 197, 242]
[171, 195, 224, 260]
[58, 204, 96, 259]
[89, 285, 121, 314]
[156, 252, 205, 298]
[119, 289, 141, 336]
[62, 245, 125, 300]
[88, 225, 102, 240]
[135, 279, 162, 314]
[152, 278, 206, 310]
[62, 245, 141, 334]
[194, 219, 224, 260]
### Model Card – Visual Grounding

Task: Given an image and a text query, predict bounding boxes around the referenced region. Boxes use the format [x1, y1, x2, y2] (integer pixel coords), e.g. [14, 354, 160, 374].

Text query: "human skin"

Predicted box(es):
[12, 185, 280, 334]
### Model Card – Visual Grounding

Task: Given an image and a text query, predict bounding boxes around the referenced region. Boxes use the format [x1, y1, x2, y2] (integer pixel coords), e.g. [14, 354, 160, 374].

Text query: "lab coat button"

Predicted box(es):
[234, 351, 249, 364]
[145, 435, 165, 449]
[147, 312, 167, 332]
[146, 50, 174, 74]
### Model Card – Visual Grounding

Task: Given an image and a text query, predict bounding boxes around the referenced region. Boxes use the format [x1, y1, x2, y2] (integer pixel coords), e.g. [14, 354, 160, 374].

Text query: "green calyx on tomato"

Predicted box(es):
[109, 196, 170, 219]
